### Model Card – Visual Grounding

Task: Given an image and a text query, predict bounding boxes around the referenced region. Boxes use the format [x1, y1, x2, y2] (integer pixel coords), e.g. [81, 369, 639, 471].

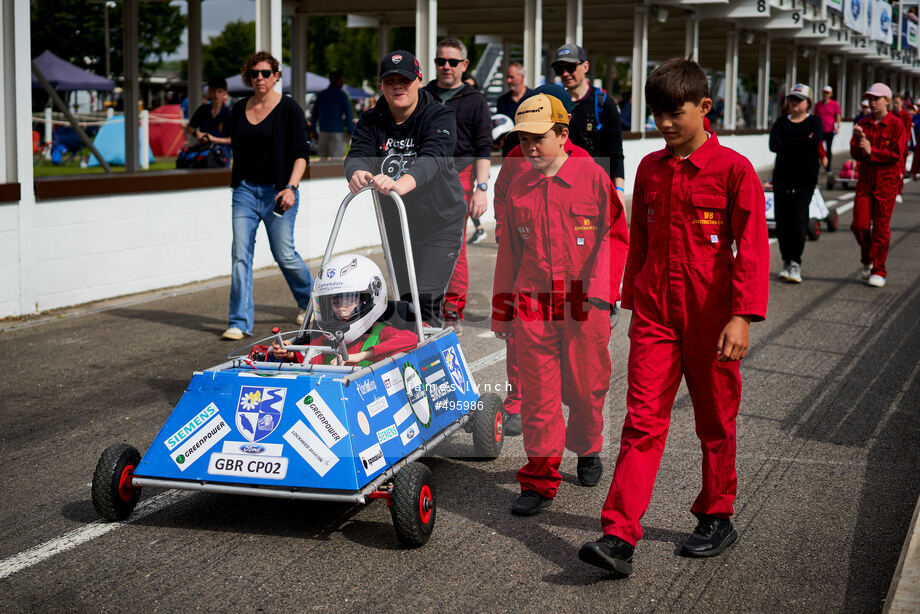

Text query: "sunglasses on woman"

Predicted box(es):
[553, 62, 582, 76]
[434, 57, 464, 67]
[248, 69, 274, 79]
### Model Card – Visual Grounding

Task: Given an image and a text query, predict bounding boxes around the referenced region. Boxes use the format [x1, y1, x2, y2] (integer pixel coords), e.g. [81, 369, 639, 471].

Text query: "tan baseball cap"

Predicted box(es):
[511, 94, 569, 134]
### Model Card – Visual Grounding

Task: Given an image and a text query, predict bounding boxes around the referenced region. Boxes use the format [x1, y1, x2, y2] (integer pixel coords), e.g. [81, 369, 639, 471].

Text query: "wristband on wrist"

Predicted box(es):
[615, 186, 625, 193]
[285, 183, 298, 192]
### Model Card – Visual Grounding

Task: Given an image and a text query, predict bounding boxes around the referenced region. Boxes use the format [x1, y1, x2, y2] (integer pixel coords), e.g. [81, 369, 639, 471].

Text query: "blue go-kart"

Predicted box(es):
[91, 187, 505, 547]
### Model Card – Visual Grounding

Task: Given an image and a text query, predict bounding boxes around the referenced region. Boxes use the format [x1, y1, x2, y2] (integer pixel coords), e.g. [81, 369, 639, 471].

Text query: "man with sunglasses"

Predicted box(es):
[423, 38, 493, 333]
[551, 44, 626, 196]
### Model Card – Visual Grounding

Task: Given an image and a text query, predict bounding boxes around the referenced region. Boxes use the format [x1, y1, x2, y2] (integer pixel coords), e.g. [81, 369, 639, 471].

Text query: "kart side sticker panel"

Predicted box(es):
[138, 334, 478, 491]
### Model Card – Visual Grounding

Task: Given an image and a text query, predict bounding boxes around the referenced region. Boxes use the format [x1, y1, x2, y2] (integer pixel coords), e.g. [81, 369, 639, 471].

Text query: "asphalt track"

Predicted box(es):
[1, 180, 918, 613]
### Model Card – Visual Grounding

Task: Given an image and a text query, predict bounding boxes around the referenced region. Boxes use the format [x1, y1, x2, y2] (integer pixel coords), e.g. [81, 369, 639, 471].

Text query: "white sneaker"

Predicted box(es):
[296, 309, 308, 325]
[861, 263, 873, 280]
[221, 326, 245, 340]
[778, 262, 791, 281]
[896, 194, 904, 204]
[867, 274, 886, 287]
[787, 262, 802, 284]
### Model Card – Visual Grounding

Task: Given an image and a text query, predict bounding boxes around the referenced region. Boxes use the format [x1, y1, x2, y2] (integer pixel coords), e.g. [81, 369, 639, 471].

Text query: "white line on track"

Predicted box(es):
[0, 351, 509, 581]
[0, 489, 190, 580]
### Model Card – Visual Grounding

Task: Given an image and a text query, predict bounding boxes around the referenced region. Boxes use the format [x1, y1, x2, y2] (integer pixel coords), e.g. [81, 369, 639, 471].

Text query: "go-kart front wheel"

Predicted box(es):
[807, 218, 821, 241]
[92, 443, 142, 521]
[826, 208, 839, 232]
[472, 392, 504, 460]
[390, 462, 435, 548]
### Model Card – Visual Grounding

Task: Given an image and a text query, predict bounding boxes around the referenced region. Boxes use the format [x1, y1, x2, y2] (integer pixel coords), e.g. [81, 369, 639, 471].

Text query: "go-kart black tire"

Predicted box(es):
[807, 218, 821, 241]
[472, 392, 504, 460]
[826, 175, 836, 191]
[390, 462, 435, 548]
[826, 208, 839, 232]
[92, 443, 142, 521]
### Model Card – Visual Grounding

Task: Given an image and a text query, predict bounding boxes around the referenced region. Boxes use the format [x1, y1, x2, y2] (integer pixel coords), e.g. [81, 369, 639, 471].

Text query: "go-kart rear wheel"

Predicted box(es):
[92, 443, 142, 521]
[472, 392, 504, 460]
[807, 218, 821, 241]
[826, 208, 839, 232]
[390, 461, 435, 548]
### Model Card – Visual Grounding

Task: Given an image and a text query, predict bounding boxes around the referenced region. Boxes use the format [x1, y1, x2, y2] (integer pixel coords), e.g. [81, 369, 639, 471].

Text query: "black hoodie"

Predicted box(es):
[422, 81, 493, 172]
[345, 88, 467, 235]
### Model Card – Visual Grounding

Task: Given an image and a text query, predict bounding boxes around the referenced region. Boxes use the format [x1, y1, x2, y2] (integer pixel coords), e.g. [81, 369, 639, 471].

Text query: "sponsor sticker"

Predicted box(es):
[376, 424, 399, 445]
[393, 402, 413, 426]
[221, 440, 284, 456]
[356, 378, 377, 397]
[207, 453, 288, 480]
[235, 386, 287, 443]
[367, 396, 388, 417]
[399, 421, 420, 446]
[455, 344, 478, 395]
[164, 402, 219, 451]
[380, 367, 405, 396]
[357, 411, 371, 436]
[297, 390, 348, 448]
[428, 380, 452, 401]
[424, 369, 447, 387]
[283, 421, 339, 477]
[403, 363, 432, 428]
[577, 237, 585, 245]
[171, 415, 229, 471]
[710, 234, 719, 243]
[441, 347, 467, 395]
[358, 443, 387, 476]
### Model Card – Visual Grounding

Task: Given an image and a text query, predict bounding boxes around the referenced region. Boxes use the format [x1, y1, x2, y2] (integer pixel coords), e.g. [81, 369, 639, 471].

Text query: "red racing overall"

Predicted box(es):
[850, 114, 905, 278]
[492, 155, 629, 498]
[600, 133, 769, 545]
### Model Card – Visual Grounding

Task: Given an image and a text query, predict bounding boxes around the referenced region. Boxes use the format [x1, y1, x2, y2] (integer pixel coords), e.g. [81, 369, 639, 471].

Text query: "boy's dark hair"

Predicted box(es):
[645, 58, 709, 113]
[207, 77, 227, 90]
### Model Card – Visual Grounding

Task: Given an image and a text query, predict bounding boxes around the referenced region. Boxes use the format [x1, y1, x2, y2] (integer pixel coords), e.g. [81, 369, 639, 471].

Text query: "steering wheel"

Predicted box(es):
[226, 328, 330, 360]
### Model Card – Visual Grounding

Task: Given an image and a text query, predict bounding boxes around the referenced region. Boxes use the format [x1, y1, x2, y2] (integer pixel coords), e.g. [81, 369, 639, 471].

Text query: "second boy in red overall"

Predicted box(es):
[579, 58, 769, 576]
[850, 83, 905, 288]
[491, 94, 629, 516]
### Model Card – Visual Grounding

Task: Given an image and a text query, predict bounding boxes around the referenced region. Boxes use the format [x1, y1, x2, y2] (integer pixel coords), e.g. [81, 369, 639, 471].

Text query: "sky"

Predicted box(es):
[165, 0, 255, 60]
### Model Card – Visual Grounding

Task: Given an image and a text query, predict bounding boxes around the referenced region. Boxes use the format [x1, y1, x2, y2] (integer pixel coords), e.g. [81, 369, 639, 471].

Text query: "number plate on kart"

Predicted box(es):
[207, 453, 289, 480]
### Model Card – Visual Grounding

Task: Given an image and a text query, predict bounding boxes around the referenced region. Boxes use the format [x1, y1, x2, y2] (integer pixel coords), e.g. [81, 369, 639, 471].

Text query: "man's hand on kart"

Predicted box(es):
[328, 350, 370, 366]
[469, 189, 488, 219]
[371, 173, 416, 196]
[271, 339, 296, 361]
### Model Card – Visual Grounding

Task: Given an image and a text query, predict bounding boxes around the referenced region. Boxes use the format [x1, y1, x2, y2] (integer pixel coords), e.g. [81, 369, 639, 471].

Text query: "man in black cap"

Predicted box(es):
[551, 43, 625, 196]
[345, 50, 467, 327]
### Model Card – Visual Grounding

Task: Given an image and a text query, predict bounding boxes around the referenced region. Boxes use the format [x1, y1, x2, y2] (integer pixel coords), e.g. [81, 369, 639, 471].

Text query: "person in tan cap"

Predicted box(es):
[491, 93, 629, 516]
[850, 82, 905, 287]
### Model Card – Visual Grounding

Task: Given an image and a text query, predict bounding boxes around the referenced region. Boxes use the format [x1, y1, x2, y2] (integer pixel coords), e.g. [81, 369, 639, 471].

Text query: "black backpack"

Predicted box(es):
[176, 141, 229, 169]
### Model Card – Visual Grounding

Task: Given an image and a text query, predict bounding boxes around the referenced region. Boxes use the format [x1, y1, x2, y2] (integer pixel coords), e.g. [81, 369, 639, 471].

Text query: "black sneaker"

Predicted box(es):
[468, 227, 487, 244]
[504, 412, 522, 436]
[511, 490, 553, 516]
[680, 514, 737, 557]
[577, 454, 603, 487]
[578, 534, 634, 576]
[443, 310, 462, 336]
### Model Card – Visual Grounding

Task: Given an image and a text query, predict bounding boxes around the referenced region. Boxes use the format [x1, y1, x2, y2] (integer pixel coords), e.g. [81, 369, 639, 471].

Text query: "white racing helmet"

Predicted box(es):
[312, 254, 387, 345]
[492, 114, 514, 141]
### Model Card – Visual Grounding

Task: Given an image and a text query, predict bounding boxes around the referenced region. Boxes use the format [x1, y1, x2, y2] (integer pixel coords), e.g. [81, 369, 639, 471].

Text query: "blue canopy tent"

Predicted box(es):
[32, 50, 115, 91]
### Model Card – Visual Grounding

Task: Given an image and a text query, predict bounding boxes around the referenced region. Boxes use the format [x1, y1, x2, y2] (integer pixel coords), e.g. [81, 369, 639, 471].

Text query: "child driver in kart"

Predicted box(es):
[272, 254, 417, 366]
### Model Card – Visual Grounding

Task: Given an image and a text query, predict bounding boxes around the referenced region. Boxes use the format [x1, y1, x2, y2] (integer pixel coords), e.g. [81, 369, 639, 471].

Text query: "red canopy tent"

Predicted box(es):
[147, 104, 186, 157]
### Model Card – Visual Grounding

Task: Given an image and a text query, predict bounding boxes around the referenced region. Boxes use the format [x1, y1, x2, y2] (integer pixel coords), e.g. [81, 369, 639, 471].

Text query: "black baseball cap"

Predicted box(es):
[552, 43, 587, 66]
[379, 50, 422, 81]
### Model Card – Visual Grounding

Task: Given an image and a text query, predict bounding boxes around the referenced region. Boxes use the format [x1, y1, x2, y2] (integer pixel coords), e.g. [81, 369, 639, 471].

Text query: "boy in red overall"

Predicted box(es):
[491, 94, 629, 516]
[850, 83, 905, 288]
[579, 59, 769, 576]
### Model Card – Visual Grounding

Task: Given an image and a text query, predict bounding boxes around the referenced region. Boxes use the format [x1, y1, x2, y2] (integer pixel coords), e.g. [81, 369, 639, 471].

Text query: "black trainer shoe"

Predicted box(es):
[468, 227, 487, 244]
[443, 310, 462, 336]
[504, 412, 522, 436]
[577, 454, 603, 487]
[680, 514, 737, 557]
[578, 534, 634, 577]
[511, 490, 553, 516]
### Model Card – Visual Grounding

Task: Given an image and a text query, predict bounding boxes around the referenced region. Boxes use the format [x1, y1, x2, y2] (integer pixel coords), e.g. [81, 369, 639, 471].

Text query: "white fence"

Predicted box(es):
[0, 125, 854, 319]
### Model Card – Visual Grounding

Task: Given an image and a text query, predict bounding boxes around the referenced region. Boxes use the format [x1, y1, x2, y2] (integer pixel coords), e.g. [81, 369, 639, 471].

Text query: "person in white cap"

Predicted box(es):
[849, 83, 906, 288]
[769, 84, 823, 284]
[814, 86, 841, 178]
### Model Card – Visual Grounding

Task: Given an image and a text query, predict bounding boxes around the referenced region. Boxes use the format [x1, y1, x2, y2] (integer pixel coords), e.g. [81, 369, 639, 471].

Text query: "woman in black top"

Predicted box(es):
[345, 50, 467, 327]
[221, 51, 313, 340]
[769, 84, 823, 284]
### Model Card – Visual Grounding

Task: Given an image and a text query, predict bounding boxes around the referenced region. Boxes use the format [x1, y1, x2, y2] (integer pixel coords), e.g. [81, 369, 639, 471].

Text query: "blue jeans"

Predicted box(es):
[229, 180, 313, 334]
